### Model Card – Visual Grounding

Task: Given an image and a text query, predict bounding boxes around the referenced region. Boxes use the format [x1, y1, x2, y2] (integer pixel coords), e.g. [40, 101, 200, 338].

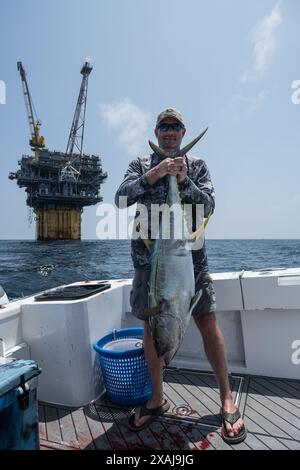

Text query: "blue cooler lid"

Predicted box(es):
[0, 359, 41, 397]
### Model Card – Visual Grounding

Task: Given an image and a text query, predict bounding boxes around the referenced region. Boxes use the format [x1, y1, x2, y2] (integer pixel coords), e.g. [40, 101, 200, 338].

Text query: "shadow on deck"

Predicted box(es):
[39, 369, 300, 451]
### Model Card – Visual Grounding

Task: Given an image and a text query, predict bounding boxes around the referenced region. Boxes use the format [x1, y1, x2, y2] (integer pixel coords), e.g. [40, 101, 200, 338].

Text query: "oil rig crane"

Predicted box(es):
[9, 61, 107, 240]
[17, 62, 45, 161]
[60, 61, 92, 184]
[66, 61, 92, 158]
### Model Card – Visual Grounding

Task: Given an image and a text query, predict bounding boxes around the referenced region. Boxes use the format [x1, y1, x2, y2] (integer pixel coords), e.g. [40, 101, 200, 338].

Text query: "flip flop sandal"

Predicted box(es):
[128, 399, 170, 432]
[220, 407, 247, 444]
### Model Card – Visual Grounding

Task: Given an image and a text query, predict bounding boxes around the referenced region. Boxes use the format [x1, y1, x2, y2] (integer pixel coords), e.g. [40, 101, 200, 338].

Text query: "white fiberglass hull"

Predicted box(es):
[0, 269, 300, 406]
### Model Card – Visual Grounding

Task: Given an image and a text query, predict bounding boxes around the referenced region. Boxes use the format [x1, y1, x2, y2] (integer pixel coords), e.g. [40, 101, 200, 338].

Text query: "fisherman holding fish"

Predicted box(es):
[115, 108, 246, 444]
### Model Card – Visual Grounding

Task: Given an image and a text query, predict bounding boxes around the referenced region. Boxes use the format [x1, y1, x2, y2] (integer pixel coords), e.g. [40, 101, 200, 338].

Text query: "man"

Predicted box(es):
[115, 108, 246, 444]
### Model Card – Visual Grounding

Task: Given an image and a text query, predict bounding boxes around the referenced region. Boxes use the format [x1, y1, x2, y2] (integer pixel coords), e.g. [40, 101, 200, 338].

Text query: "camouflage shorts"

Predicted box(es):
[130, 268, 216, 321]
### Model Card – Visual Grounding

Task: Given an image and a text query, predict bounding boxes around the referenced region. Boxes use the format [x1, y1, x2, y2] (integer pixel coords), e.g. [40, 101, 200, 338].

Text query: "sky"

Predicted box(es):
[0, 0, 299, 239]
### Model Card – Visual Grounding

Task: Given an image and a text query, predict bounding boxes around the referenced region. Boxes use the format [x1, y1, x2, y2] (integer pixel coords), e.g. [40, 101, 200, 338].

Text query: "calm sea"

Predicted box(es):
[0, 239, 300, 300]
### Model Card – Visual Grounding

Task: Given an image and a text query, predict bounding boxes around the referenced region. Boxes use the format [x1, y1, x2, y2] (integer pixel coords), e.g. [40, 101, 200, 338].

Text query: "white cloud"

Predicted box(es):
[226, 90, 268, 121]
[100, 98, 151, 157]
[241, 3, 282, 82]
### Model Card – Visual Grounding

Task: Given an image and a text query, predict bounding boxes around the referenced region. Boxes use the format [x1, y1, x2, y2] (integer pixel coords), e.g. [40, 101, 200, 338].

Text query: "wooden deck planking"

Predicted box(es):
[202, 431, 234, 450]
[245, 400, 291, 439]
[84, 406, 113, 450]
[39, 438, 80, 450]
[176, 370, 222, 401]
[254, 377, 300, 412]
[164, 372, 218, 423]
[124, 410, 163, 450]
[242, 414, 271, 436]
[39, 370, 300, 451]
[156, 419, 197, 450]
[248, 382, 300, 431]
[246, 395, 300, 441]
[106, 407, 145, 451]
[44, 406, 62, 444]
[94, 405, 128, 450]
[252, 434, 290, 450]
[250, 378, 300, 417]
[177, 421, 216, 450]
[280, 378, 300, 392]
[57, 408, 80, 449]
[277, 436, 300, 450]
[164, 370, 224, 423]
[71, 407, 95, 449]
[146, 420, 184, 450]
[165, 371, 221, 420]
[181, 372, 223, 405]
[38, 405, 47, 441]
[237, 431, 270, 450]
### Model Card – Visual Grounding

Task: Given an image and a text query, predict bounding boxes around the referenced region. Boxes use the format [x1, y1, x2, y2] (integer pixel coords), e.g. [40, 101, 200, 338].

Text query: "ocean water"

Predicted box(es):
[0, 239, 300, 300]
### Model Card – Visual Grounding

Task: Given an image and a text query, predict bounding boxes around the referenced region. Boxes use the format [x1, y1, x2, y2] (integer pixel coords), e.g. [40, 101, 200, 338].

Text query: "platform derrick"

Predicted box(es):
[9, 61, 107, 240]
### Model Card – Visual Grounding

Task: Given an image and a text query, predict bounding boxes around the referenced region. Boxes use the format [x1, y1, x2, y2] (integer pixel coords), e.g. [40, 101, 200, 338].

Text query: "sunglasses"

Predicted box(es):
[157, 123, 184, 132]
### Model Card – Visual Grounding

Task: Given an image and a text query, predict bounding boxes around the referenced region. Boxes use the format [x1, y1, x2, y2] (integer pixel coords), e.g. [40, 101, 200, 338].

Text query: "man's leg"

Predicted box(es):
[193, 313, 245, 438]
[132, 320, 165, 427]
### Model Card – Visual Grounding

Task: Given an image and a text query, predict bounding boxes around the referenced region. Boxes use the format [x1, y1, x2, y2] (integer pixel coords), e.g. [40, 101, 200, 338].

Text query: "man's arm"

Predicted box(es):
[114, 158, 151, 208]
[178, 159, 215, 217]
[115, 156, 181, 208]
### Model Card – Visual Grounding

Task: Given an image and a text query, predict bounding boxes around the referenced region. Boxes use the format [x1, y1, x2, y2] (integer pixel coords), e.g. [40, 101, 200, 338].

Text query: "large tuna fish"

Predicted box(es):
[145, 129, 209, 365]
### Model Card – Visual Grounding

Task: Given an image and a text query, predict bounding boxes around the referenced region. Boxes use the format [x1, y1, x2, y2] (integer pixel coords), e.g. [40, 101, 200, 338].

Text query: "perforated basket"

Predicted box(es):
[93, 328, 152, 405]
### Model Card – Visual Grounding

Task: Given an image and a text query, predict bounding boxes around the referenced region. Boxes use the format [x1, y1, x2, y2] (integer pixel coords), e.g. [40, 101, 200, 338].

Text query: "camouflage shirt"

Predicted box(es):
[115, 152, 215, 273]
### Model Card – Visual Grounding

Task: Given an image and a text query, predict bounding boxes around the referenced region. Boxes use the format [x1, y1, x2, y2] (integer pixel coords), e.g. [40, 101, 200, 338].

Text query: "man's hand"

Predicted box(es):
[174, 157, 187, 184]
[145, 157, 187, 185]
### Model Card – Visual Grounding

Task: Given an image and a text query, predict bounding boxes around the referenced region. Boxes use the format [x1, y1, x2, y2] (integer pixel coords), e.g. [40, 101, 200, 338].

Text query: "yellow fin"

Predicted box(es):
[189, 290, 203, 315]
[187, 212, 212, 243]
[144, 301, 165, 317]
[135, 223, 153, 252]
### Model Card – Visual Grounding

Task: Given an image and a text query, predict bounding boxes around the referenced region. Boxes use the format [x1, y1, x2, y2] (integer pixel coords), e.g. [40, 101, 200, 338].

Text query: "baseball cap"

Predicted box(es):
[155, 108, 185, 128]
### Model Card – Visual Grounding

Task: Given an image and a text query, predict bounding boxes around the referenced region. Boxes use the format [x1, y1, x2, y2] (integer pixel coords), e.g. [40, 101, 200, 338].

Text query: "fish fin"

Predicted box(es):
[148, 140, 171, 159]
[176, 128, 208, 158]
[186, 212, 212, 244]
[149, 128, 208, 160]
[188, 290, 203, 315]
[143, 238, 153, 252]
[144, 301, 165, 318]
[136, 223, 153, 252]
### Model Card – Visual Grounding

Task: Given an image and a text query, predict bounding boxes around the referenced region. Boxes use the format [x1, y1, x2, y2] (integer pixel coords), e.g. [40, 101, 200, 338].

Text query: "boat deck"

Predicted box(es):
[38, 368, 300, 451]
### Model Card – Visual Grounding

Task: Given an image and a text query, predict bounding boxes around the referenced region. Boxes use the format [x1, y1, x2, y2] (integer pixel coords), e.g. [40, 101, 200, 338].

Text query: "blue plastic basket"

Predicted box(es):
[93, 328, 152, 405]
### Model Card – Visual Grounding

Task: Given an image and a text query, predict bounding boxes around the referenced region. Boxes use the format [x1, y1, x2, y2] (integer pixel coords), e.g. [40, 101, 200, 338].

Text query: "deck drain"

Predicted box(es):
[173, 404, 194, 416]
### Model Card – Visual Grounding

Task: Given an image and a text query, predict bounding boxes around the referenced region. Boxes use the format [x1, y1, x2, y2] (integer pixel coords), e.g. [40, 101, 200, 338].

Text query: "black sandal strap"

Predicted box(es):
[139, 403, 160, 418]
[220, 408, 241, 425]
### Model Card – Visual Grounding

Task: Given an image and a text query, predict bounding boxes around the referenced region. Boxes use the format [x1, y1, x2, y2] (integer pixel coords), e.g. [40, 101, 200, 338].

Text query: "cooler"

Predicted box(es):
[0, 358, 42, 450]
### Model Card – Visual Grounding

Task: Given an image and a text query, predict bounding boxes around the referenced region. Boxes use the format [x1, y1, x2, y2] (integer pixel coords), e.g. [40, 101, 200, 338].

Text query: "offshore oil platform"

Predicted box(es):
[9, 61, 107, 240]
